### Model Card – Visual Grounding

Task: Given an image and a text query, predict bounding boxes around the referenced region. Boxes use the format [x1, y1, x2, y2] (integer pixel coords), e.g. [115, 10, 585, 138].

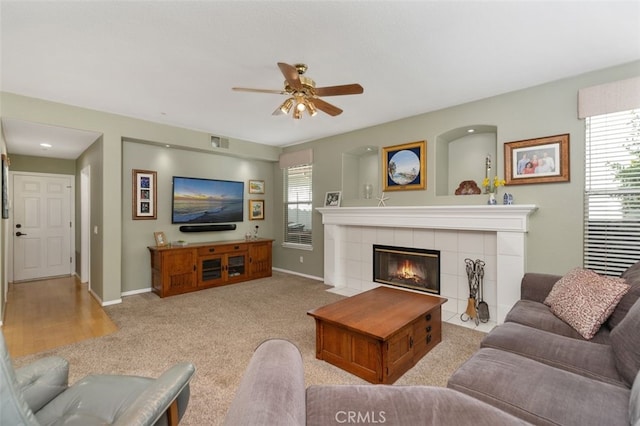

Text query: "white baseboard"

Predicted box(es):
[121, 288, 152, 297]
[272, 267, 323, 282]
[89, 288, 122, 306]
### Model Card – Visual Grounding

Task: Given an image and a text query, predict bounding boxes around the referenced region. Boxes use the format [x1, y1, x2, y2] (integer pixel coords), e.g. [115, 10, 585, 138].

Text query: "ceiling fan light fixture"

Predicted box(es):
[280, 98, 294, 114]
[293, 109, 302, 120]
[306, 100, 318, 117]
[295, 97, 306, 112]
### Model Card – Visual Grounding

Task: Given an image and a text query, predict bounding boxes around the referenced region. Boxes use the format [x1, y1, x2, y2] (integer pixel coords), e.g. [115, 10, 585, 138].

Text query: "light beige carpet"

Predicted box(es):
[14, 271, 485, 425]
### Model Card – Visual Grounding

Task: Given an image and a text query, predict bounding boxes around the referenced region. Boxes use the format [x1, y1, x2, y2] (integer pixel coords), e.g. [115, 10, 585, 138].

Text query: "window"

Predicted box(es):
[284, 164, 313, 248]
[584, 109, 640, 276]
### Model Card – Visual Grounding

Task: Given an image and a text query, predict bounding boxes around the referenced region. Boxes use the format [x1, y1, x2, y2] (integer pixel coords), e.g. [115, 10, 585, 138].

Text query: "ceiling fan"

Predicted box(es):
[232, 62, 364, 119]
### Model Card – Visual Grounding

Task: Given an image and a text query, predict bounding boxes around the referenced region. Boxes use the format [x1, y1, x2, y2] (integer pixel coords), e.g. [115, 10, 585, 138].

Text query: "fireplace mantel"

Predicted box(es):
[316, 205, 538, 324]
[316, 205, 537, 232]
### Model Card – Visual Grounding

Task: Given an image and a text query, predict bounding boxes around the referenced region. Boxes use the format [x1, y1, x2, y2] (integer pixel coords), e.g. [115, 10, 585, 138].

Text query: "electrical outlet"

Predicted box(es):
[299, 256, 304, 263]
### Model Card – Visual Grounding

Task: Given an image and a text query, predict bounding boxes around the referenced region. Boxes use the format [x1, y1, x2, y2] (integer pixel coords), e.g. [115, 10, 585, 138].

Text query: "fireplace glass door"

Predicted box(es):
[373, 245, 440, 294]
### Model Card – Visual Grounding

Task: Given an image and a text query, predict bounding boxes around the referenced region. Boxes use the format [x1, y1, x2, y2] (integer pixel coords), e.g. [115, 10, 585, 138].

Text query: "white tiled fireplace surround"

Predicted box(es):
[317, 205, 537, 332]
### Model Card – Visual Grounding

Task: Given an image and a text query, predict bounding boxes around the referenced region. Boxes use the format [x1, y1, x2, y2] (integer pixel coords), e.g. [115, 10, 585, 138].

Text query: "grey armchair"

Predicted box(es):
[0, 333, 195, 426]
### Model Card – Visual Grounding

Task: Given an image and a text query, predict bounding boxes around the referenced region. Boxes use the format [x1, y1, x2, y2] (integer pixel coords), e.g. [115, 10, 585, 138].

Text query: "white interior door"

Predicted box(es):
[13, 174, 72, 281]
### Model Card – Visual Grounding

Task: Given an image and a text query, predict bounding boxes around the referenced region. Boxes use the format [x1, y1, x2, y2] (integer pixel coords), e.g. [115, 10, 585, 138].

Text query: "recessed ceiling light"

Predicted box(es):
[40, 143, 52, 148]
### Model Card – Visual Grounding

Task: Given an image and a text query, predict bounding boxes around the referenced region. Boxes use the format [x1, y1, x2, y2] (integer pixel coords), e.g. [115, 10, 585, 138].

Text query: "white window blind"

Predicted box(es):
[284, 164, 313, 248]
[584, 109, 640, 276]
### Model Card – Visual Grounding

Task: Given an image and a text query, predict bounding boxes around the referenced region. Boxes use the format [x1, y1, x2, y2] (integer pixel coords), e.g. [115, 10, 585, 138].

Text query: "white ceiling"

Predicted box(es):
[1, 1, 640, 160]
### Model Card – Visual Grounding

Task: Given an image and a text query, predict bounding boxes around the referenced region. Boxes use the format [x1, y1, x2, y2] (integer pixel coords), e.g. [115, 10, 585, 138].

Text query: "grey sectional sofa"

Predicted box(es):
[222, 338, 530, 426]
[224, 265, 640, 426]
[448, 268, 640, 426]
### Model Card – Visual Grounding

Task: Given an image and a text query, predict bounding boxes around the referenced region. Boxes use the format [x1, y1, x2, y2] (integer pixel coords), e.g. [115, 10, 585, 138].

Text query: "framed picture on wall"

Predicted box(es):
[382, 140, 426, 191]
[249, 199, 264, 220]
[132, 169, 157, 220]
[504, 134, 570, 185]
[248, 180, 265, 194]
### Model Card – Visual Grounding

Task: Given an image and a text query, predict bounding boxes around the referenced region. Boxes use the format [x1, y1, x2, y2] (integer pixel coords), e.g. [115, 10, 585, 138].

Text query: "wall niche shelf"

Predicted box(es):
[342, 145, 379, 202]
[435, 125, 498, 197]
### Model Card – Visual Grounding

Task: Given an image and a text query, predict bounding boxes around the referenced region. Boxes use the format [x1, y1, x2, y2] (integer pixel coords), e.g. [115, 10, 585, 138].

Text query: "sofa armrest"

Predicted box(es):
[113, 362, 195, 426]
[306, 385, 531, 426]
[223, 339, 305, 426]
[15, 356, 69, 413]
[520, 273, 561, 303]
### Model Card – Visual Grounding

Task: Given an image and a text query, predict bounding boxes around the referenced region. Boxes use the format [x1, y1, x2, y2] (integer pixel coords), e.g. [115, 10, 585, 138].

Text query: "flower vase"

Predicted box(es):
[487, 192, 497, 205]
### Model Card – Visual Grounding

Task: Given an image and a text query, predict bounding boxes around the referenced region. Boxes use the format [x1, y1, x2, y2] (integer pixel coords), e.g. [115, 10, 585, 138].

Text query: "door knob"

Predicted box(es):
[16, 232, 27, 236]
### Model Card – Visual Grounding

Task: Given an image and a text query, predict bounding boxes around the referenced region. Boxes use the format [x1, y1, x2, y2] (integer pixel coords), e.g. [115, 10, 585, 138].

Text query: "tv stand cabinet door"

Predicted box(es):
[249, 240, 273, 278]
[159, 249, 198, 297]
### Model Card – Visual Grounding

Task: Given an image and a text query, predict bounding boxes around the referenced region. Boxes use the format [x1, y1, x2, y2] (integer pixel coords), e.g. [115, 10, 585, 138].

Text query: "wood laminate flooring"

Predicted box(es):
[2, 276, 118, 357]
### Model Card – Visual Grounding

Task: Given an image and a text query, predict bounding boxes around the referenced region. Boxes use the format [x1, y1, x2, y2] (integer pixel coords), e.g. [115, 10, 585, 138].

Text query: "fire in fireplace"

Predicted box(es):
[373, 245, 440, 294]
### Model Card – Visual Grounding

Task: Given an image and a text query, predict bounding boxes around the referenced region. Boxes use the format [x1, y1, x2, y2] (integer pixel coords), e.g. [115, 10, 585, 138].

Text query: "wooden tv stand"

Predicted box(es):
[148, 238, 273, 298]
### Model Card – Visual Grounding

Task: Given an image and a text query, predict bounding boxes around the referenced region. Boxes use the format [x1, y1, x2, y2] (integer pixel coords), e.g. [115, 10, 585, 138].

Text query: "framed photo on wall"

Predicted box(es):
[249, 199, 264, 220]
[382, 140, 426, 191]
[132, 169, 157, 220]
[504, 134, 570, 185]
[248, 180, 265, 194]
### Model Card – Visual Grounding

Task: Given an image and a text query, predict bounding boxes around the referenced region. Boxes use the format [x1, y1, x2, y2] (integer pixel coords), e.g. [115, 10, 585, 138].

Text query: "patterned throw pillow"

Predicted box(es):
[544, 267, 630, 339]
[543, 267, 580, 307]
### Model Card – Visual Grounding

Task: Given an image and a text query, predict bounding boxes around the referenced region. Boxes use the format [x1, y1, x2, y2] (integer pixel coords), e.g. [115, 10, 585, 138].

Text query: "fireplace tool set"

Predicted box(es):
[461, 258, 490, 325]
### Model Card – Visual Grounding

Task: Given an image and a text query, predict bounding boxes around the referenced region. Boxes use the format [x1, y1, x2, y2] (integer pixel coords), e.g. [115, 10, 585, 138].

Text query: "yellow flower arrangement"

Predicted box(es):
[482, 176, 506, 193]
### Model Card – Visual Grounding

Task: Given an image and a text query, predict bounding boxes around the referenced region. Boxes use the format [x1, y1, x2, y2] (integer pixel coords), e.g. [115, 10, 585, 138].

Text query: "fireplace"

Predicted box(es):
[373, 245, 440, 294]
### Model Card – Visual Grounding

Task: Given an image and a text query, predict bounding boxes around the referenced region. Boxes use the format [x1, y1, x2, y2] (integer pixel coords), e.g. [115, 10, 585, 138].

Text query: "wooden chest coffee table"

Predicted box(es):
[307, 286, 447, 384]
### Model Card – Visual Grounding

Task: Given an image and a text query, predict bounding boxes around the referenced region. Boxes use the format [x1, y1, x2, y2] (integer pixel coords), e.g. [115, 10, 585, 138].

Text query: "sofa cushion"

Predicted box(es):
[630, 371, 640, 426]
[610, 299, 640, 387]
[447, 348, 631, 426]
[608, 261, 640, 329]
[481, 322, 624, 387]
[544, 267, 629, 339]
[306, 385, 531, 426]
[504, 300, 611, 343]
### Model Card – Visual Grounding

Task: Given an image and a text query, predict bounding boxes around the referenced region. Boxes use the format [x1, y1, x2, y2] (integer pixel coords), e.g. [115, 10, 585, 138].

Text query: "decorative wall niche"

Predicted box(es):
[435, 125, 497, 196]
[342, 146, 379, 201]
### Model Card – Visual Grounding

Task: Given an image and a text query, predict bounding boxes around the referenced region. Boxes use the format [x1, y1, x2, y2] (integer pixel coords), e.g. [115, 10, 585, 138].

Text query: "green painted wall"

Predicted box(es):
[1, 60, 638, 306]
[10, 154, 76, 175]
[121, 141, 275, 294]
[1, 92, 280, 304]
[274, 60, 640, 278]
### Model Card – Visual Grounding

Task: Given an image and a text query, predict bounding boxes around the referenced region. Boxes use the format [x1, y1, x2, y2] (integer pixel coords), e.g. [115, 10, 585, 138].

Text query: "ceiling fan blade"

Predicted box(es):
[315, 84, 364, 97]
[312, 97, 343, 116]
[277, 62, 303, 91]
[232, 87, 287, 95]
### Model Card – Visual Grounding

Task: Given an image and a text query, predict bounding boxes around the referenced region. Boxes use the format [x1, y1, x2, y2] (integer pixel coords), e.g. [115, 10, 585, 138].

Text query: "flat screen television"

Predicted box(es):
[171, 176, 244, 224]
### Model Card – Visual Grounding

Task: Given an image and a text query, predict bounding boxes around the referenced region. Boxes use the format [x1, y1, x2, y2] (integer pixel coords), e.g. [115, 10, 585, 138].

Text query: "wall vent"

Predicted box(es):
[211, 135, 230, 149]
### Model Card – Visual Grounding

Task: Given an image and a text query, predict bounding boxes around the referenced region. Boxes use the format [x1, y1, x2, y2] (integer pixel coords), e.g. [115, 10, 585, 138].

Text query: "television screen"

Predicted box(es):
[171, 176, 244, 224]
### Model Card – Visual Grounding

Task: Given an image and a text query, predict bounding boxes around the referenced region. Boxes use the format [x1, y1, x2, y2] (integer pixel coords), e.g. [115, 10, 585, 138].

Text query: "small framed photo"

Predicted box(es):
[324, 191, 342, 207]
[248, 180, 265, 194]
[132, 169, 157, 219]
[383, 140, 427, 191]
[249, 199, 264, 220]
[154, 231, 168, 247]
[504, 134, 570, 185]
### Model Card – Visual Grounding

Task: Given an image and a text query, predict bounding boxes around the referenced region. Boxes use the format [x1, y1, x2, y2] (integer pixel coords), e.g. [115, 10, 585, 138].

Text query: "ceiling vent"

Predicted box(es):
[211, 135, 229, 149]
